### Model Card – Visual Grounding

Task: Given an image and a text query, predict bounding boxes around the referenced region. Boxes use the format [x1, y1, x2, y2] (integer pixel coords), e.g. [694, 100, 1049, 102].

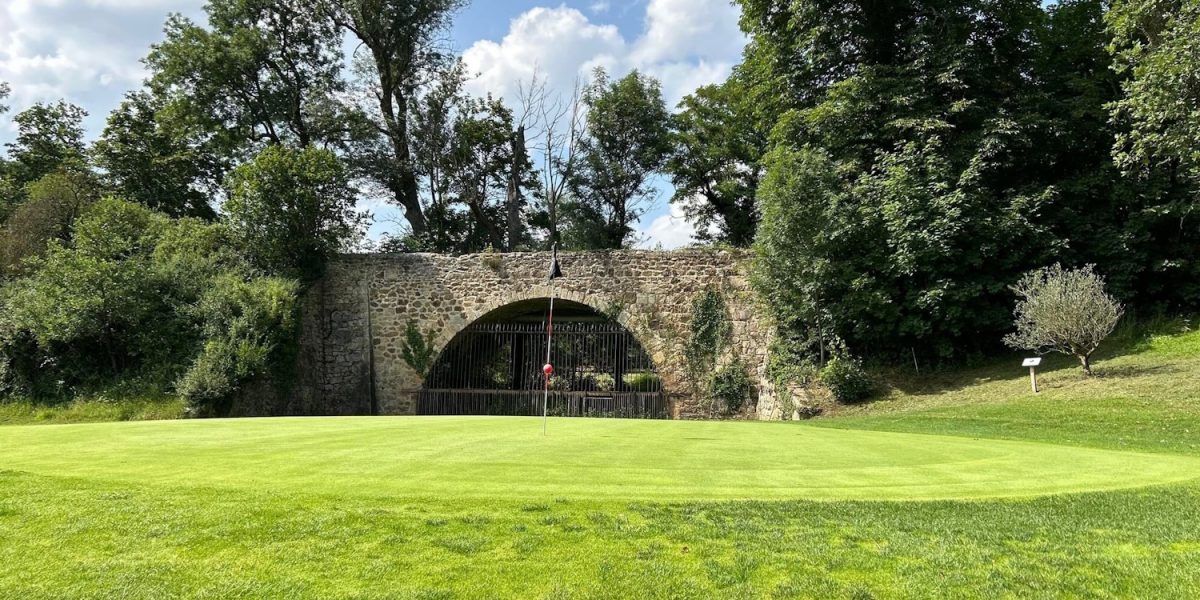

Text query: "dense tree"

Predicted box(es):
[1106, 0, 1200, 303]
[3, 199, 171, 380]
[741, 0, 1200, 361]
[324, 0, 467, 238]
[402, 66, 537, 253]
[408, 62, 468, 251]
[4, 101, 89, 187]
[0, 171, 100, 275]
[223, 145, 365, 281]
[1108, 0, 1200, 189]
[93, 92, 218, 219]
[743, 0, 1054, 358]
[0, 83, 11, 222]
[667, 75, 768, 247]
[564, 69, 671, 249]
[145, 0, 352, 157]
[444, 96, 536, 252]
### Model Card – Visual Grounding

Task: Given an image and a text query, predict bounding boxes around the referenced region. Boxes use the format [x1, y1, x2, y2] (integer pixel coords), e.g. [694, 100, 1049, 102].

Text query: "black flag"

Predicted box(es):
[547, 243, 564, 281]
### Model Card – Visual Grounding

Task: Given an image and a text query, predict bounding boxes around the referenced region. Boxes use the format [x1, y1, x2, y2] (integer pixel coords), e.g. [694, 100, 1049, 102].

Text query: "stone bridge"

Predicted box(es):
[280, 250, 783, 419]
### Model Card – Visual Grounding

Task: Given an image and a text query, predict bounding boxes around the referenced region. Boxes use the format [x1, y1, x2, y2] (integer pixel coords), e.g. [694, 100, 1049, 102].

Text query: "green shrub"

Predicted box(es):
[178, 275, 300, 416]
[622, 372, 661, 392]
[820, 355, 873, 404]
[710, 361, 752, 415]
[592, 373, 616, 392]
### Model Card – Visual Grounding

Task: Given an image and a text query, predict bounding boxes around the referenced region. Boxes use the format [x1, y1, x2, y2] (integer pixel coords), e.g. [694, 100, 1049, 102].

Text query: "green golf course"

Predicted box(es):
[2, 328, 1199, 598]
[1, 417, 1197, 502]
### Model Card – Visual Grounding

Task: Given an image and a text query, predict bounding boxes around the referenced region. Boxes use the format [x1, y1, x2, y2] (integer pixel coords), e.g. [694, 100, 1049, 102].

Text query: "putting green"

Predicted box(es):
[1, 417, 1197, 501]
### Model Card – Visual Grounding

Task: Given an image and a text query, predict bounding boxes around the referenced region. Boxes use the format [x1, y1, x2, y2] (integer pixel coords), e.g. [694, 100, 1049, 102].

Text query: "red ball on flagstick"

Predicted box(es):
[543, 363, 554, 377]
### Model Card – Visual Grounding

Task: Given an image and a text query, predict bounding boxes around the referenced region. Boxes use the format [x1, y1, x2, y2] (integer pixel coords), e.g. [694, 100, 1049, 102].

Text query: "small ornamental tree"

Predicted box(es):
[1004, 264, 1124, 376]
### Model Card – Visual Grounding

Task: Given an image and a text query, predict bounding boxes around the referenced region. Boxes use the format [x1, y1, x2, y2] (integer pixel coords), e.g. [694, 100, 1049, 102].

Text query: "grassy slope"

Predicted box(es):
[815, 326, 1200, 456]
[2, 330, 1199, 598]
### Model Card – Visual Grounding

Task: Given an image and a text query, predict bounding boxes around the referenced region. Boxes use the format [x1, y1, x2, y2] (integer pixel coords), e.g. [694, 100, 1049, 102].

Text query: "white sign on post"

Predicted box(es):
[1023, 357, 1042, 392]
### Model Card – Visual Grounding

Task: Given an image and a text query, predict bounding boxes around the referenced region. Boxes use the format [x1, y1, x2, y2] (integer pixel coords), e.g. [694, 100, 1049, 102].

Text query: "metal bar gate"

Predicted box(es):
[419, 321, 667, 419]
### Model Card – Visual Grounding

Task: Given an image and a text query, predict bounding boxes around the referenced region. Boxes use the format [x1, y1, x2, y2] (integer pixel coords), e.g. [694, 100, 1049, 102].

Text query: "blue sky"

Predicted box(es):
[0, 0, 748, 247]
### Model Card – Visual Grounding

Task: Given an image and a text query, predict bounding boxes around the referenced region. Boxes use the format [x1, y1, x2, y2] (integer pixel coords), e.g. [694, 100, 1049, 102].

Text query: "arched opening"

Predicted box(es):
[419, 298, 666, 418]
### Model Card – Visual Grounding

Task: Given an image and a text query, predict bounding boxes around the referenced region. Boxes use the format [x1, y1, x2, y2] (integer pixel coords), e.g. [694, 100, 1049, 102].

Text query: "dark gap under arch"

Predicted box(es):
[418, 298, 667, 418]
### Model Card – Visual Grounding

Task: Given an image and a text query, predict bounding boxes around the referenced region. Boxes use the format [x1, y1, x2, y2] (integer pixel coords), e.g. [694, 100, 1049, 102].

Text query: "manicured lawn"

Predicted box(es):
[2, 328, 1199, 598]
[3, 418, 1195, 503]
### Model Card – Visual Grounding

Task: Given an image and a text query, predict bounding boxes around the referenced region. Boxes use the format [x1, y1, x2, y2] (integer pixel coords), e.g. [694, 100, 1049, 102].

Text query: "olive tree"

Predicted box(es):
[1003, 264, 1124, 376]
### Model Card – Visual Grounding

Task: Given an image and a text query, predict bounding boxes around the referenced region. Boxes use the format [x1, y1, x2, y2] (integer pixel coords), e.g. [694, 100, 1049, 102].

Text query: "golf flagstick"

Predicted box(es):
[543, 244, 563, 436]
[543, 290, 554, 436]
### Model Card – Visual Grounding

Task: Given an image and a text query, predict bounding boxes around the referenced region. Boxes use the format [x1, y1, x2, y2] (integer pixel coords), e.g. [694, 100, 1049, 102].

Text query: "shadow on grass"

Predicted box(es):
[874, 352, 1083, 398]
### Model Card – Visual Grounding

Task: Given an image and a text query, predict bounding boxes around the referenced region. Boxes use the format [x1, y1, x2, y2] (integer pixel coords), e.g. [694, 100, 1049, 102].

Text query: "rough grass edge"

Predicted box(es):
[0, 396, 186, 426]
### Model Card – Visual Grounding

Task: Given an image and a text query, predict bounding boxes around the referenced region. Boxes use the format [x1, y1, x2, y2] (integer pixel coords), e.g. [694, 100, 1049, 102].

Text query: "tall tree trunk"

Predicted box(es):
[390, 94, 427, 236]
[505, 125, 527, 251]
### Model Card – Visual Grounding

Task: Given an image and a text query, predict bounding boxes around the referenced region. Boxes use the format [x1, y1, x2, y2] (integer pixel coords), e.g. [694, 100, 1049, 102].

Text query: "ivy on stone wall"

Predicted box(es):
[686, 289, 738, 415]
[710, 359, 752, 415]
[686, 289, 731, 369]
[400, 320, 437, 377]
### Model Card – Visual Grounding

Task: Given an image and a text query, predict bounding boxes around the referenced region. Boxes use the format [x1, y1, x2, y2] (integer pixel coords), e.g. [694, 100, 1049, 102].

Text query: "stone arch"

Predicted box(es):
[418, 294, 671, 417]
[291, 250, 779, 419]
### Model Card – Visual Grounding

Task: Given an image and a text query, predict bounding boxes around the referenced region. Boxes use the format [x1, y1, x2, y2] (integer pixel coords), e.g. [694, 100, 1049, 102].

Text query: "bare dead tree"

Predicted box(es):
[517, 72, 585, 248]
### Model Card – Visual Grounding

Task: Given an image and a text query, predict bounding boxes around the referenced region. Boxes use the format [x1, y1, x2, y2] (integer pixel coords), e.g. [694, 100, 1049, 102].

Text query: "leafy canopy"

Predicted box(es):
[223, 145, 365, 281]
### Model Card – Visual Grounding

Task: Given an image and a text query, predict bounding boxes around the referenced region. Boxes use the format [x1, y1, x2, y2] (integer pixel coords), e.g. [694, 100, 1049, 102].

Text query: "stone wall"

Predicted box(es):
[285, 249, 780, 419]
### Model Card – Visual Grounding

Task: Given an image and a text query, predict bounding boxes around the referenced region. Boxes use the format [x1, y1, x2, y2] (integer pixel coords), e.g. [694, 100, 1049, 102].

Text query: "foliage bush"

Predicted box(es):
[592, 373, 615, 392]
[177, 275, 300, 417]
[622, 372, 661, 392]
[819, 355, 873, 404]
[2, 199, 173, 388]
[0, 197, 304, 416]
[709, 361, 752, 415]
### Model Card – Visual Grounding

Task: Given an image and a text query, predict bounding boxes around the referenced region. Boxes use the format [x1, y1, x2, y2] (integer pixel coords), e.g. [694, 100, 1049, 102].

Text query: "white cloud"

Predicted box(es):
[631, 0, 745, 66]
[462, 7, 625, 103]
[461, 0, 746, 109]
[0, 0, 206, 136]
[637, 202, 698, 250]
[460, 0, 748, 248]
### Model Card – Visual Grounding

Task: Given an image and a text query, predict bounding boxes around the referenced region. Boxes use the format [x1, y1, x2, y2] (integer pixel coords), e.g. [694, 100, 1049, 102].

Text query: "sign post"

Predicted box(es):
[1023, 357, 1043, 393]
